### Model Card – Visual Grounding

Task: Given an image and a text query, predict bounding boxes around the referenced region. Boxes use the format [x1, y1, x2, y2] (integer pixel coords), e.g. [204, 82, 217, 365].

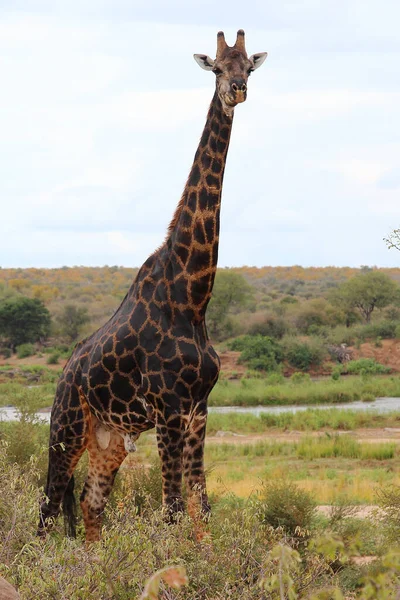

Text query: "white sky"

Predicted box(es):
[1, 0, 399, 268]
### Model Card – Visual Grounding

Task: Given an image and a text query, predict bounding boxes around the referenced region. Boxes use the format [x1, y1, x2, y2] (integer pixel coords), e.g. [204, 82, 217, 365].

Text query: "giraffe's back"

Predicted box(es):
[54, 252, 220, 435]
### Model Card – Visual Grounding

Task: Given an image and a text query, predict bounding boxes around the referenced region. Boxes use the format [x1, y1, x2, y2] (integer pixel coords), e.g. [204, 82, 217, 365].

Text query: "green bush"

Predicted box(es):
[46, 351, 60, 365]
[123, 460, 163, 515]
[331, 366, 342, 381]
[346, 358, 391, 375]
[248, 316, 287, 339]
[290, 372, 311, 385]
[326, 325, 358, 346]
[258, 480, 316, 537]
[363, 320, 398, 340]
[284, 339, 326, 371]
[264, 372, 285, 386]
[294, 299, 343, 334]
[16, 343, 35, 359]
[280, 295, 298, 305]
[376, 485, 400, 543]
[307, 324, 328, 337]
[1, 347, 12, 359]
[228, 335, 252, 352]
[237, 335, 284, 372]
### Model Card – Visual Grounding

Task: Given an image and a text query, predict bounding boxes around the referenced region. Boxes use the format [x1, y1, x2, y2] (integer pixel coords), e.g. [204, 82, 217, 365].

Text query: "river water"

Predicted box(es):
[1, 397, 400, 423]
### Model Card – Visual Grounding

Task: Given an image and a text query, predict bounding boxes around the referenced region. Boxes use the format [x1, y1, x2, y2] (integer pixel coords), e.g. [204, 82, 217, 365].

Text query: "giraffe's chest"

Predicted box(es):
[142, 335, 220, 404]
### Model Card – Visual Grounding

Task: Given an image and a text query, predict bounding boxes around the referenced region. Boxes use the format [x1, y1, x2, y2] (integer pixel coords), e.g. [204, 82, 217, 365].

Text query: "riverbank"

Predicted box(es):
[1, 365, 400, 411]
[209, 375, 400, 406]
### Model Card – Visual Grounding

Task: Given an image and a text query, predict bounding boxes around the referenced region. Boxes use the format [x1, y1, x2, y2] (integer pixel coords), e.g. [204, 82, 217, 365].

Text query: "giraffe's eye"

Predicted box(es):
[213, 67, 223, 76]
[247, 68, 254, 76]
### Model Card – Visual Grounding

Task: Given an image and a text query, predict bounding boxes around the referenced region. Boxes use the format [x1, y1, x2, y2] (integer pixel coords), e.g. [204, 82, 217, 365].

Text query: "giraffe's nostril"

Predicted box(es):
[231, 80, 247, 95]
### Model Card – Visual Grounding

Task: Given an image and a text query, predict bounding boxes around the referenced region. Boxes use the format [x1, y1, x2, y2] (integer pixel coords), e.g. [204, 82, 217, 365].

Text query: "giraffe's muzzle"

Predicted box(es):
[225, 80, 247, 106]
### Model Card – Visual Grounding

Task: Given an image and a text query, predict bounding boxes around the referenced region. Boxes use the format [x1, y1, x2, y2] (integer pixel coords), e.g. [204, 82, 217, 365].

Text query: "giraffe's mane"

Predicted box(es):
[163, 92, 219, 244]
[166, 191, 187, 237]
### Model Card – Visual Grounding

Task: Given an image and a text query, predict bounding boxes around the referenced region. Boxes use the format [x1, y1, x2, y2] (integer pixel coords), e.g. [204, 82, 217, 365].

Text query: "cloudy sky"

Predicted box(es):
[1, 0, 399, 268]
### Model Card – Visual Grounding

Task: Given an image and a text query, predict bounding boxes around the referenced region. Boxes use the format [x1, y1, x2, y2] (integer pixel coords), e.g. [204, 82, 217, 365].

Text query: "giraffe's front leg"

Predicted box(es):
[80, 427, 127, 543]
[156, 408, 185, 521]
[183, 404, 211, 523]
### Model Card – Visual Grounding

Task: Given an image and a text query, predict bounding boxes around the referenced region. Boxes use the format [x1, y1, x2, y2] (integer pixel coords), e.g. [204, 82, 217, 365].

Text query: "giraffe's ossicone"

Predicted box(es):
[38, 30, 267, 543]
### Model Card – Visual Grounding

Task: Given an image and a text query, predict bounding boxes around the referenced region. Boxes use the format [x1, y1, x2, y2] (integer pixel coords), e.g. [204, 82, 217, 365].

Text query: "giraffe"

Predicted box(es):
[38, 29, 267, 543]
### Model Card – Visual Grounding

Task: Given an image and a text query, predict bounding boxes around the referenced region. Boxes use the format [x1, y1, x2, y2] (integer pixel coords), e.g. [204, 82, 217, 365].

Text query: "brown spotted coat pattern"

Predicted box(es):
[38, 29, 267, 542]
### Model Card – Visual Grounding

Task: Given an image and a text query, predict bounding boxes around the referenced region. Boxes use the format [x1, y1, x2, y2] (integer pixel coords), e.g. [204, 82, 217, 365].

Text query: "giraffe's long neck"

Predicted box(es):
[165, 91, 233, 321]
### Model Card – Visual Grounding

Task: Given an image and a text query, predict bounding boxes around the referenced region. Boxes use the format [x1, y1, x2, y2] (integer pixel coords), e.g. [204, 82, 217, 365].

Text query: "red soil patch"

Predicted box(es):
[351, 339, 400, 372]
[219, 351, 246, 378]
[220, 339, 400, 377]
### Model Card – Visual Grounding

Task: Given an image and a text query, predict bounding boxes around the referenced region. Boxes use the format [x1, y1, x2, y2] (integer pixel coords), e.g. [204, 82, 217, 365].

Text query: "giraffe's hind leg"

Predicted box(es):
[156, 408, 185, 520]
[183, 403, 211, 527]
[38, 385, 91, 537]
[80, 421, 127, 543]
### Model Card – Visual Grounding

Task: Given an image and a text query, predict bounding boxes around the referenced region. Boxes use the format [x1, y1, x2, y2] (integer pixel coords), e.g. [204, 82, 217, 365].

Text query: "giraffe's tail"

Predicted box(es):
[62, 475, 77, 538]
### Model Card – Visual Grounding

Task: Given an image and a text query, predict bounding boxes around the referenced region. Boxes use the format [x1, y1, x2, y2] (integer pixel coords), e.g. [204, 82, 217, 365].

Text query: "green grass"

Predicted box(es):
[207, 408, 400, 434]
[205, 436, 397, 462]
[209, 375, 400, 407]
[2, 424, 400, 600]
[297, 435, 397, 460]
[0, 381, 55, 410]
[1, 364, 400, 412]
[0, 363, 61, 375]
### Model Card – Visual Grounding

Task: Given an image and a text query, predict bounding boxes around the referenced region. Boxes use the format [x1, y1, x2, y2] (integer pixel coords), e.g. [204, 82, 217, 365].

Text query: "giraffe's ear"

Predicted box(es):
[249, 52, 268, 70]
[193, 54, 215, 71]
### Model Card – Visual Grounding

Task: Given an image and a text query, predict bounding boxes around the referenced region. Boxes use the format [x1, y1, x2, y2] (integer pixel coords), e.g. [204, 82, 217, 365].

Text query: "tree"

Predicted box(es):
[294, 298, 344, 333]
[207, 270, 254, 339]
[0, 296, 51, 348]
[331, 271, 399, 323]
[385, 228, 400, 252]
[57, 304, 90, 342]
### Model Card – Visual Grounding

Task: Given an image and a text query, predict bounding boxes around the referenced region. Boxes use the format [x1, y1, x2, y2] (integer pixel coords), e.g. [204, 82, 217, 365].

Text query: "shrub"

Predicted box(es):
[363, 320, 398, 340]
[228, 335, 252, 352]
[16, 343, 35, 359]
[265, 372, 285, 386]
[57, 304, 91, 342]
[290, 372, 311, 385]
[375, 485, 400, 542]
[307, 324, 329, 337]
[326, 326, 358, 347]
[385, 306, 400, 321]
[228, 335, 284, 372]
[331, 366, 342, 381]
[1, 347, 12, 359]
[345, 358, 391, 375]
[248, 315, 287, 339]
[46, 351, 60, 365]
[238, 336, 284, 372]
[280, 295, 298, 305]
[284, 339, 326, 371]
[258, 480, 316, 537]
[294, 299, 343, 334]
[122, 460, 163, 515]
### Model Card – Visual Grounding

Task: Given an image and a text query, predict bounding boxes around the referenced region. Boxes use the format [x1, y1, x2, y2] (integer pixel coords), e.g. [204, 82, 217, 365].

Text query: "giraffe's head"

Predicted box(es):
[194, 30, 267, 116]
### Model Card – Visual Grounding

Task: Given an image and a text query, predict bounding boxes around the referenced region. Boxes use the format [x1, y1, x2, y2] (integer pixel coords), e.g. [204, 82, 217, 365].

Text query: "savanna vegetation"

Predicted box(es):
[2, 265, 400, 379]
[3, 266, 400, 597]
[3, 408, 400, 598]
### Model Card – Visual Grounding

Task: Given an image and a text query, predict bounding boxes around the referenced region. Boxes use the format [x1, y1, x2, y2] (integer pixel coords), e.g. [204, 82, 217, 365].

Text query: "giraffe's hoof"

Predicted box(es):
[164, 497, 185, 524]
